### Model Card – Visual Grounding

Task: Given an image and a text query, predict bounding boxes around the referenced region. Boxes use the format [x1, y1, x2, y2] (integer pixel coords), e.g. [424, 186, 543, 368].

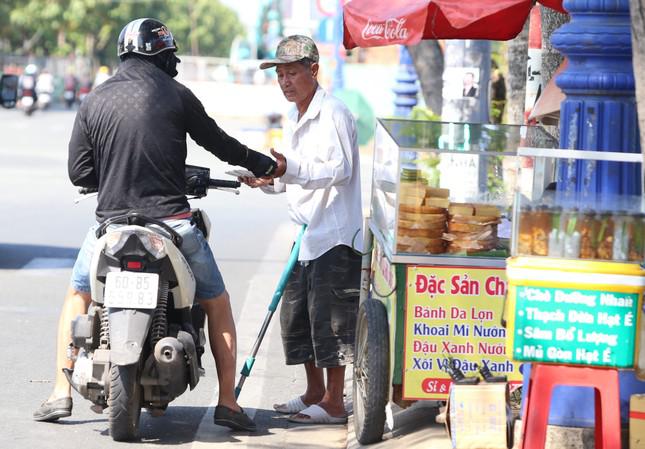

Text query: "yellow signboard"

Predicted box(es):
[403, 265, 521, 400]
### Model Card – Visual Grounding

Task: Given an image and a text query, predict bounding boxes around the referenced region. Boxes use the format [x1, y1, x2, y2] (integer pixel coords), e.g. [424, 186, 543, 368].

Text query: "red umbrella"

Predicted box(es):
[343, 0, 566, 49]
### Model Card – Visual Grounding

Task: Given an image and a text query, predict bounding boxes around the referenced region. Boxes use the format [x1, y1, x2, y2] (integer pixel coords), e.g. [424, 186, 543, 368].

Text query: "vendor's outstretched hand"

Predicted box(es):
[239, 176, 273, 188]
[270, 148, 286, 178]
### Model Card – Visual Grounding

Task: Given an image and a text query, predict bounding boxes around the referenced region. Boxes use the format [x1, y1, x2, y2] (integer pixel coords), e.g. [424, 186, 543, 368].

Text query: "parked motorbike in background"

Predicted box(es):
[0, 74, 19, 108]
[66, 165, 240, 441]
[78, 78, 92, 104]
[63, 73, 78, 109]
[36, 69, 54, 111]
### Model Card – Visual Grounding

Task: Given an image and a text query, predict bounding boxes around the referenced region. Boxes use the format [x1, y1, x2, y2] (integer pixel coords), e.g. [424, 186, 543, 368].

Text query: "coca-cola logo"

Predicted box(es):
[361, 18, 409, 41]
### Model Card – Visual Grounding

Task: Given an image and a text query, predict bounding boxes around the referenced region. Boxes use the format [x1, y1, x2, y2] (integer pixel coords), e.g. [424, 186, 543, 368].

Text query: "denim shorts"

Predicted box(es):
[280, 245, 361, 368]
[70, 218, 226, 300]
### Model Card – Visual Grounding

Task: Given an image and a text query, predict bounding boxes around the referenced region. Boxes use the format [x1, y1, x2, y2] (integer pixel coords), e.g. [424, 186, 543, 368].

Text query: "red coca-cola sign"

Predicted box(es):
[361, 17, 410, 42]
[343, 0, 566, 50]
[344, 0, 429, 48]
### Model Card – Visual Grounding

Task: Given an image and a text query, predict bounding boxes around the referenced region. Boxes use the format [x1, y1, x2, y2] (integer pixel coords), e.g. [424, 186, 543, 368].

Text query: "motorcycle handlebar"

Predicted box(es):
[78, 187, 98, 195]
[209, 179, 241, 189]
[77, 178, 241, 196]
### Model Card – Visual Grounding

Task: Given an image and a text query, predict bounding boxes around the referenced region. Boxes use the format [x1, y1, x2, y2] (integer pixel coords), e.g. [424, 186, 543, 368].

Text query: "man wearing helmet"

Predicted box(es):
[33, 18, 283, 432]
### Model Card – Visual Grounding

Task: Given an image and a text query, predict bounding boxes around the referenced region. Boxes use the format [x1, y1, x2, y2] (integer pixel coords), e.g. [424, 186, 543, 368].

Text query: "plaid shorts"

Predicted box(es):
[280, 245, 361, 368]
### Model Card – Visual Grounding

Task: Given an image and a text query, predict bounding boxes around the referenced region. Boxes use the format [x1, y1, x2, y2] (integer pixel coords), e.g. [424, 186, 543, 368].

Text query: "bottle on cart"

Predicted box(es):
[531, 205, 552, 256]
[612, 211, 630, 262]
[629, 213, 645, 262]
[518, 205, 533, 256]
[563, 208, 581, 258]
[579, 209, 599, 259]
[595, 212, 615, 260]
[548, 206, 564, 257]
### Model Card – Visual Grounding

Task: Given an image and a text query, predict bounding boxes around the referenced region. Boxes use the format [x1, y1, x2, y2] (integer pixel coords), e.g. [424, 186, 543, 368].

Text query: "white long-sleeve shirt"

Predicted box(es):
[265, 86, 363, 261]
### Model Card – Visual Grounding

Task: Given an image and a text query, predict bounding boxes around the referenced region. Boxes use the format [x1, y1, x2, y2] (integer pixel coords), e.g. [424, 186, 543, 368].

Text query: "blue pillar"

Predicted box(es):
[524, 0, 645, 428]
[331, 3, 344, 93]
[393, 46, 419, 117]
[552, 0, 641, 206]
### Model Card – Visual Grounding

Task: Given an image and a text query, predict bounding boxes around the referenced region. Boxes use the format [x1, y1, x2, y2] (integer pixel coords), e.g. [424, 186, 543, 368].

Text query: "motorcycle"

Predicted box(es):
[78, 80, 92, 104]
[63, 88, 76, 109]
[36, 72, 54, 111]
[19, 76, 38, 116]
[65, 165, 240, 441]
[37, 90, 52, 110]
[63, 75, 78, 109]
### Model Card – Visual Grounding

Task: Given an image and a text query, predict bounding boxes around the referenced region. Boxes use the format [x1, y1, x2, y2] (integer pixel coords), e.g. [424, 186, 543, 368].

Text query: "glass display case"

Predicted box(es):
[510, 147, 644, 262]
[370, 118, 558, 263]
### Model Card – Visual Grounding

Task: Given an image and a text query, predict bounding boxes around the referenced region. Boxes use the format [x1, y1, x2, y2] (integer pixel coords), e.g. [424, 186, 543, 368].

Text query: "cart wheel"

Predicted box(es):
[353, 298, 389, 444]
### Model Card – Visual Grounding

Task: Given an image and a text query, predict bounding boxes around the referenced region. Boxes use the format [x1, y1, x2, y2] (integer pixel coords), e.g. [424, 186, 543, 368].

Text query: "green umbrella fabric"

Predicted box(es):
[334, 88, 376, 146]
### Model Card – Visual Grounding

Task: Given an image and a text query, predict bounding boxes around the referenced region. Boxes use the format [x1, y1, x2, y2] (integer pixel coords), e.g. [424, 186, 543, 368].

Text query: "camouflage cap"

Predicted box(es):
[259, 35, 319, 70]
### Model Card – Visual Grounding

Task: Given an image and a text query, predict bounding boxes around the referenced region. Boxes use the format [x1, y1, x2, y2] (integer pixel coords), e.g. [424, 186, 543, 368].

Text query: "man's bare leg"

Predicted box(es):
[316, 366, 347, 417]
[49, 287, 92, 401]
[198, 290, 241, 411]
[301, 361, 325, 404]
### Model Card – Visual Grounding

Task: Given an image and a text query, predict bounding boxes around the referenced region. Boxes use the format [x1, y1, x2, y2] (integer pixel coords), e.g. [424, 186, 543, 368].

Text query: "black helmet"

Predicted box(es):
[117, 18, 177, 57]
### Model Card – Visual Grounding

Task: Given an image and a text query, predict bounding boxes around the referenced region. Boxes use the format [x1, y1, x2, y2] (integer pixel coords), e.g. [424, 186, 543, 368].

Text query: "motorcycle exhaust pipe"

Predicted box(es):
[153, 337, 188, 388]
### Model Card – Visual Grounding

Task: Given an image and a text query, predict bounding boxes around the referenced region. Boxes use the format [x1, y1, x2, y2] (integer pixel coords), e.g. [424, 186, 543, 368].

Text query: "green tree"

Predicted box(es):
[3, 0, 244, 62]
[164, 0, 245, 57]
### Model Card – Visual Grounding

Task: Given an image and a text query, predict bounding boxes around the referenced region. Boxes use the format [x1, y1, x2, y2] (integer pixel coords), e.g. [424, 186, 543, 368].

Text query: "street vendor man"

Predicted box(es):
[239, 35, 363, 424]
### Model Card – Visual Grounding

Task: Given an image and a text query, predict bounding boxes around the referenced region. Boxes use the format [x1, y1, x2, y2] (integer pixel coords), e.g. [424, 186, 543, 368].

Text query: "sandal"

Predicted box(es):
[288, 404, 347, 425]
[273, 396, 307, 414]
[213, 405, 257, 432]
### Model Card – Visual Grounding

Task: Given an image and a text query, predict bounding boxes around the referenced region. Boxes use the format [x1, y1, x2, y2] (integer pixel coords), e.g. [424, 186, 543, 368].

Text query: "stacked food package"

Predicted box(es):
[396, 177, 449, 254]
[443, 203, 502, 254]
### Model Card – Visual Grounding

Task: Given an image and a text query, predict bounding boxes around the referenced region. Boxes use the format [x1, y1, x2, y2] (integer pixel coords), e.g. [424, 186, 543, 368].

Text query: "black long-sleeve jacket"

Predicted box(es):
[68, 57, 273, 222]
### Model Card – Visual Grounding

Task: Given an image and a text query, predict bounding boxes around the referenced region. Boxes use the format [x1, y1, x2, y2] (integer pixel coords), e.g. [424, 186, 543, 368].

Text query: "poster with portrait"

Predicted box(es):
[442, 67, 480, 100]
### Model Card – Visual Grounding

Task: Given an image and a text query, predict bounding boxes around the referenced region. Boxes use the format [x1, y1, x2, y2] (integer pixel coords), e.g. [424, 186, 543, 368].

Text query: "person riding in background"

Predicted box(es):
[19, 63, 38, 103]
[33, 17, 283, 432]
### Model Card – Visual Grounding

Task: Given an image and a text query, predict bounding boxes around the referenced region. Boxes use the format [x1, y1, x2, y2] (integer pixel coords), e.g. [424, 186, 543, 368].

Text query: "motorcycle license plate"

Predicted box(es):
[104, 272, 159, 309]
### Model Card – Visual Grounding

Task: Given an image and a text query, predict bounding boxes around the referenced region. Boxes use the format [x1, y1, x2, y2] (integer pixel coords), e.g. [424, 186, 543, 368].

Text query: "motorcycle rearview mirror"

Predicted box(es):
[0, 74, 18, 109]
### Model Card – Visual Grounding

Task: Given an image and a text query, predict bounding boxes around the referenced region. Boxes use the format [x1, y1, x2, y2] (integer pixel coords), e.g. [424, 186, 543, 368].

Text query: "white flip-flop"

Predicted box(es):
[288, 404, 348, 424]
[273, 396, 307, 414]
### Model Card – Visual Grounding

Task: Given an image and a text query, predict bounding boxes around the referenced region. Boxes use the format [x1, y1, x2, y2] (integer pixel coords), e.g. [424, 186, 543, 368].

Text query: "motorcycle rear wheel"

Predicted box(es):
[108, 364, 142, 441]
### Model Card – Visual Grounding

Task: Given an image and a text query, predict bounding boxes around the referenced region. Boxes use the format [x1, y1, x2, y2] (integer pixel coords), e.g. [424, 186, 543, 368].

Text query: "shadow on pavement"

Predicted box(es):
[0, 243, 79, 269]
[128, 405, 209, 444]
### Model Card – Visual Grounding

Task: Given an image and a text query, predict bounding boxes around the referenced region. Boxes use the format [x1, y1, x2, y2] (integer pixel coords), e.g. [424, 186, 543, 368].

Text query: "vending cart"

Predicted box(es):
[353, 119, 558, 444]
[503, 147, 645, 449]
